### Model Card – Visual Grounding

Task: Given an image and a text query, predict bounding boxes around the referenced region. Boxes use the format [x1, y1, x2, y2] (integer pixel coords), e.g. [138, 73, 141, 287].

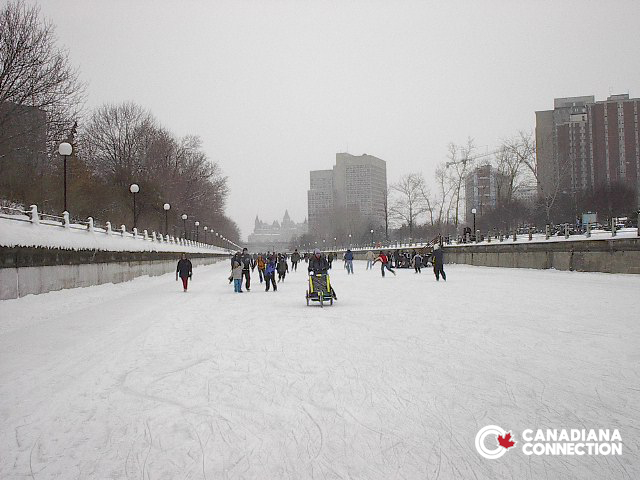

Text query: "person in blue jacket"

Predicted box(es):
[344, 249, 354, 274]
[264, 257, 277, 291]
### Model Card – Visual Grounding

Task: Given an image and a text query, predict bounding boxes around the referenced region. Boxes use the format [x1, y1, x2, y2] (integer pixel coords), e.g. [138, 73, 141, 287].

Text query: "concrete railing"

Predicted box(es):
[443, 238, 640, 274]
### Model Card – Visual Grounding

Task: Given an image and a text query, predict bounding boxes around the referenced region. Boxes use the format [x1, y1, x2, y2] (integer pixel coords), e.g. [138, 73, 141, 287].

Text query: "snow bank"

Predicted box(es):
[0, 216, 230, 254]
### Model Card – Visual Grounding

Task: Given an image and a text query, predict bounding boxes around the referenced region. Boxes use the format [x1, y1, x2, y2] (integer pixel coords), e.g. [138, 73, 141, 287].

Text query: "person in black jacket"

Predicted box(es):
[291, 249, 301, 271]
[308, 249, 336, 299]
[176, 253, 193, 292]
[240, 247, 254, 291]
[431, 244, 446, 281]
[308, 249, 329, 274]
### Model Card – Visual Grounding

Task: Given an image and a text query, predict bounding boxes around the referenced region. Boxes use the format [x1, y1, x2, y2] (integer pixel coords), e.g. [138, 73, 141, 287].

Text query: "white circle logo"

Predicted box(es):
[475, 425, 508, 459]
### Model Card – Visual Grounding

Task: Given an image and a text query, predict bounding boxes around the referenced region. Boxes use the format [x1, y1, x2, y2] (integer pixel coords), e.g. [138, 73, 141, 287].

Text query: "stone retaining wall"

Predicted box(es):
[0, 247, 227, 300]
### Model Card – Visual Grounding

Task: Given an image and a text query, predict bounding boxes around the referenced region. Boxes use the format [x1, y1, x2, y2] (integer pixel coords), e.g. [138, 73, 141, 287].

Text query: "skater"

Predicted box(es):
[291, 249, 301, 271]
[308, 249, 329, 274]
[231, 258, 243, 292]
[344, 249, 354, 274]
[255, 253, 266, 283]
[432, 244, 446, 281]
[373, 251, 396, 277]
[176, 253, 193, 292]
[308, 249, 337, 299]
[412, 250, 422, 273]
[240, 247, 253, 291]
[365, 250, 375, 270]
[264, 257, 277, 291]
[277, 254, 289, 282]
[327, 252, 334, 269]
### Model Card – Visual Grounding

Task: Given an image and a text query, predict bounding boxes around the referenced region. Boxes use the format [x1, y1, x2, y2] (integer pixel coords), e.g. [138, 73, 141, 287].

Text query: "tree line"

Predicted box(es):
[0, 1, 239, 242]
[295, 129, 637, 249]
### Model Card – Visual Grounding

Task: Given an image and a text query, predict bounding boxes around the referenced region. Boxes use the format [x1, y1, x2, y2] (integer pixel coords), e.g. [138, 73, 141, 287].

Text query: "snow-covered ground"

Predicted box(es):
[0, 261, 638, 479]
[0, 216, 230, 254]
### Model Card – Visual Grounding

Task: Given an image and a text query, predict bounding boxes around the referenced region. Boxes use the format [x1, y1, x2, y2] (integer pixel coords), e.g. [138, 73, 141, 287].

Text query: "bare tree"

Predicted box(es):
[505, 130, 568, 225]
[0, 0, 85, 152]
[445, 137, 476, 228]
[493, 143, 525, 206]
[434, 162, 455, 225]
[389, 173, 428, 238]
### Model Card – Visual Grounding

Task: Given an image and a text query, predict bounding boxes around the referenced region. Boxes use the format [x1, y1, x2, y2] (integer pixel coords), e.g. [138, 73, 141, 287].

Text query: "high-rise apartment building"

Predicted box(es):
[465, 164, 499, 220]
[536, 94, 640, 207]
[307, 153, 387, 231]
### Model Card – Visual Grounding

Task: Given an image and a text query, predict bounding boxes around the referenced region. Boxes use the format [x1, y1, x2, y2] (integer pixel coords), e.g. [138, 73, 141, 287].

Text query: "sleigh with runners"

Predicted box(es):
[305, 273, 335, 307]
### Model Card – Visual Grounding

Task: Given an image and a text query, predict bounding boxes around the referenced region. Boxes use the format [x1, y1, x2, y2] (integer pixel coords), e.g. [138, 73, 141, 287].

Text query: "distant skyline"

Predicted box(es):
[33, 0, 640, 239]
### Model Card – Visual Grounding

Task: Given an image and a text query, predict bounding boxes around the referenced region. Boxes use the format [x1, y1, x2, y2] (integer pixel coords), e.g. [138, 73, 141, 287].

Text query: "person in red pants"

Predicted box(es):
[176, 253, 193, 292]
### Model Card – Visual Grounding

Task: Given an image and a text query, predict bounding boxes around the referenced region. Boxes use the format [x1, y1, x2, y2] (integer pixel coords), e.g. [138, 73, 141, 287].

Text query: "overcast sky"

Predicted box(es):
[34, 0, 640, 239]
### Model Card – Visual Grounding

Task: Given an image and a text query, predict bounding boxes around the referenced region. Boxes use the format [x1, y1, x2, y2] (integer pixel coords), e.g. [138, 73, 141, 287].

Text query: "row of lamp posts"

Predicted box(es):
[58, 142, 242, 249]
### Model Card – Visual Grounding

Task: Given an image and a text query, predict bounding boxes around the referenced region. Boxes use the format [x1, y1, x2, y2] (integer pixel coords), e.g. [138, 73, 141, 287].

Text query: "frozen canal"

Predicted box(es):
[1, 260, 638, 479]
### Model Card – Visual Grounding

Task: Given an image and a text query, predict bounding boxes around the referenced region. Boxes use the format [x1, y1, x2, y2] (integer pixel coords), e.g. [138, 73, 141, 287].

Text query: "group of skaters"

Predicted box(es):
[229, 248, 303, 292]
[175, 244, 446, 293]
[361, 246, 445, 280]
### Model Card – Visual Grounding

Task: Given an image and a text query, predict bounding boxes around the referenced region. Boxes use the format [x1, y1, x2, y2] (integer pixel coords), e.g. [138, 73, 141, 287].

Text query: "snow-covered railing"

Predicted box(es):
[0, 205, 231, 253]
[313, 222, 639, 254]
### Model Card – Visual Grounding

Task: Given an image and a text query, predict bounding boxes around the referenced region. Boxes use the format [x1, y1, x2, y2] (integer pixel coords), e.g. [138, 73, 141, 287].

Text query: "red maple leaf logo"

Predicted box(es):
[497, 432, 516, 450]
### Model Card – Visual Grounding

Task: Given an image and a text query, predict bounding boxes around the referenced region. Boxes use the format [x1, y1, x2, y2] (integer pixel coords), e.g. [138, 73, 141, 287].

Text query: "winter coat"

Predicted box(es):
[240, 253, 253, 271]
[344, 251, 354, 261]
[366, 251, 375, 261]
[375, 254, 388, 265]
[432, 248, 444, 265]
[176, 258, 193, 278]
[308, 255, 329, 274]
[256, 256, 266, 270]
[291, 252, 301, 263]
[412, 254, 422, 266]
[232, 261, 243, 280]
[265, 261, 276, 275]
[277, 259, 289, 274]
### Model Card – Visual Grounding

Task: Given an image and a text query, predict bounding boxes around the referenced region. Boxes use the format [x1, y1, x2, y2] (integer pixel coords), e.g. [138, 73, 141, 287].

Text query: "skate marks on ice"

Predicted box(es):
[1, 262, 639, 478]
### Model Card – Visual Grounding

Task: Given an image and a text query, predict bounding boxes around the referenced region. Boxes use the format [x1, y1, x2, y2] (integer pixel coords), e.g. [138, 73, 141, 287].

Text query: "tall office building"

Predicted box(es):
[536, 94, 640, 206]
[308, 153, 387, 231]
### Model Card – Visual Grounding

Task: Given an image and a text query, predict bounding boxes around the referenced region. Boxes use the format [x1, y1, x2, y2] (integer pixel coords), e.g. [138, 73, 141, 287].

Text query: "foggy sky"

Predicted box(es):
[33, 0, 640, 239]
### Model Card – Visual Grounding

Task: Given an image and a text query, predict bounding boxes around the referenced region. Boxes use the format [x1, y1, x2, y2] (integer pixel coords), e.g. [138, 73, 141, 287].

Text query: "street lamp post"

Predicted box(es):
[204, 226, 208, 244]
[370, 229, 374, 247]
[195, 221, 200, 242]
[163, 203, 170, 235]
[181, 214, 187, 238]
[59, 142, 72, 212]
[129, 183, 140, 228]
[348, 233, 352, 247]
[334, 237, 337, 249]
[471, 208, 477, 240]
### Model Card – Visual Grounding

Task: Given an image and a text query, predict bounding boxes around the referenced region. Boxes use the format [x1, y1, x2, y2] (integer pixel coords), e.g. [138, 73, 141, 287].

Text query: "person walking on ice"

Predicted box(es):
[264, 257, 277, 291]
[291, 249, 301, 271]
[176, 253, 193, 292]
[372, 250, 396, 277]
[365, 250, 375, 270]
[231, 258, 243, 292]
[277, 254, 289, 282]
[431, 244, 446, 281]
[344, 249, 354, 274]
[412, 250, 422, 273]
[240, 247, 253, 291]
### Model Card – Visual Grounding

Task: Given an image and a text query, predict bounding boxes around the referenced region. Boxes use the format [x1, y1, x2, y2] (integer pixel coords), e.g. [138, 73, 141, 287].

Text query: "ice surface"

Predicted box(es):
[0, 261, 638, 479]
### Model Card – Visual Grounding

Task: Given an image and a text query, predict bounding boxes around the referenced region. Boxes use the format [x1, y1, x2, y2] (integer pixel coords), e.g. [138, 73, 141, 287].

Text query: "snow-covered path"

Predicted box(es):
[1, 261, 638, 479]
